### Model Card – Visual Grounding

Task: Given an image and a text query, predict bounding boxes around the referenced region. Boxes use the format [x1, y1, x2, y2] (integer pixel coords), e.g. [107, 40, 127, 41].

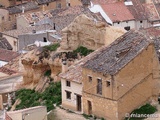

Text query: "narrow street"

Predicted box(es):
[48, 107, 86, 120]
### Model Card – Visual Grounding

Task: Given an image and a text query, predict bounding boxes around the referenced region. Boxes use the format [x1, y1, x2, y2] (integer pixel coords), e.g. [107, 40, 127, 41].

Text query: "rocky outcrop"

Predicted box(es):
[59, 14, 126, 51]
[21, 48, 62, 85]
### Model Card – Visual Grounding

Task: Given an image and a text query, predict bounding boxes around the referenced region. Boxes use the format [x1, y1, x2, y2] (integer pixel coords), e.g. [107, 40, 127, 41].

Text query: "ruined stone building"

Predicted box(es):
[60, 29, 160, 120]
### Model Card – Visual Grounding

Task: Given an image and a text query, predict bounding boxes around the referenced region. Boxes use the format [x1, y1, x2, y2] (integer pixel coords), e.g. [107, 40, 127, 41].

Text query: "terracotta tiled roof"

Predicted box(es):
[127, 0, 148, 20]
[143, 3, 160, 21]
[0, 49, 20, 62]
[101, 2, 135, 22]
[140, 27, 160, 38]
[0, 66, 17, 75]
[7, 2, 39, 14]
[0, 37, 12, 50]
[83, 30, 152, 75]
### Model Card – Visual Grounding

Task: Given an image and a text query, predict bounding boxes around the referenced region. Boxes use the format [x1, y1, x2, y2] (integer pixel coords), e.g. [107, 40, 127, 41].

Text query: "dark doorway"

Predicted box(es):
[77, 95, 82, 111]
[43, 37, 47, 42]
[88, 100, 92, 114]
[124, 26, 130, 31]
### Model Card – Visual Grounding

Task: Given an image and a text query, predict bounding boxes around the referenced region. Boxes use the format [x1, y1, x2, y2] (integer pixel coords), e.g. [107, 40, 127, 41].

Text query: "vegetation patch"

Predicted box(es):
[125, 103, 157, 120]
[43, 43, 60, 51]
[82, 114, 92, 119]
[73, 46, 94, 56]
[15, 82, 61, 112]
[44, 70, 51, 77]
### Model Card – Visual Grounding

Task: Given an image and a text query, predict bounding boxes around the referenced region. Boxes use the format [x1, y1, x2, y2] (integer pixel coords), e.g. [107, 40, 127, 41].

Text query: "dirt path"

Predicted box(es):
[48, 107, 86, 120]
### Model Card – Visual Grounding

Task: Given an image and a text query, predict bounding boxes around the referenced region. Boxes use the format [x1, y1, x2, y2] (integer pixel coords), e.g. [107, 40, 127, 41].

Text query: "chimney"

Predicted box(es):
[22, 6, 25, 13]
[42, 5, 45, 11]
[62, 58, 68, 73]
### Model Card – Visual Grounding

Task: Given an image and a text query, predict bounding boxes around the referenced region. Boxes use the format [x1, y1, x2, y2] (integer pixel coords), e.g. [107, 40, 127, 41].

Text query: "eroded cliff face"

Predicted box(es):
[59, 14, 126, 51]
[22, 48, 62, 85]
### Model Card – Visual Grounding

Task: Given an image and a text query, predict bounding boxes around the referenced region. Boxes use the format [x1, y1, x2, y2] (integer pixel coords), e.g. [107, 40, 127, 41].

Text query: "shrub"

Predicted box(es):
[82, 114, 92, 119]
[73, 46, 94, 56]
[15, 82, 61, 112]
[125, 103, 157, 120]
[43, 43, 60, 51]
[44, 70, 51, 77]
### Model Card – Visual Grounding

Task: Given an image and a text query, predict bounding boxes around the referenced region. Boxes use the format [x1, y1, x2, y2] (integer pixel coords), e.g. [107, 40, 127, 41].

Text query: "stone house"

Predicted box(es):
[18, 30, 55, 51]
[0, 0, 30, 7]
[2, 24, 52, 51]
[36, 0, 82, 11]
[0, 73, 22, 110]
[5, 2, 40, 31]
[59, 61, 83, 112]
[0, 49, 20, 67]
[0, 0, 16, 7]
[90, 1, 135, 31]
[143, 0, 160, 26]
[16, 10, 53, 29]
[59, 47, 104, 113]
[126, 0, 149, 30]
[89, 0, 160, 29]
[81, 30, 160, 120]
[0, 8, 10, 32]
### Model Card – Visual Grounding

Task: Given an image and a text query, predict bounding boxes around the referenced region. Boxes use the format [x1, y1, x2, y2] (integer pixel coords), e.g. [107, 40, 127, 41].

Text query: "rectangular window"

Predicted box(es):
[14, 41, 17, 46]
[2, 16, 4, 21]
[88, 76, 92, 82]
[66, 91, 71, 99]
[66, 80, 71, 87]
[97, 78, 102, 95]
[106, 81, 111, 87]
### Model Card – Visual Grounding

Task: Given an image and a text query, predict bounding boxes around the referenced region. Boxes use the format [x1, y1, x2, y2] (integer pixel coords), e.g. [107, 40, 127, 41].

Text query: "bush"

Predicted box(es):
[125, 103, 157, 120]
[44, 70, 51, 77]
[73, 46, 94, 56]
[15, 82, 61, 112]
[43, 43, 60, 51]
[82, 114, 92, 119]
